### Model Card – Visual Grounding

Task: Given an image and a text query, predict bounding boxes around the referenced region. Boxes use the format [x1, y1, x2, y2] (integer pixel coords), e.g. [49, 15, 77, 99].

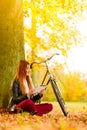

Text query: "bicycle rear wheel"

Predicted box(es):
[50, 78, 67, 116]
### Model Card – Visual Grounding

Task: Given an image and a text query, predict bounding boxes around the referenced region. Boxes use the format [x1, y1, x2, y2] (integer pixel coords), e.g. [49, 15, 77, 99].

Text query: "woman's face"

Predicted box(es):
[26, 64, 30, 76]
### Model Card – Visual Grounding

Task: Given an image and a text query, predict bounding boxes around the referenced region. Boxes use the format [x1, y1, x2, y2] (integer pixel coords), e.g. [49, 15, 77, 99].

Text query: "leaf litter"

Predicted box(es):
[0, 102, 87, 130]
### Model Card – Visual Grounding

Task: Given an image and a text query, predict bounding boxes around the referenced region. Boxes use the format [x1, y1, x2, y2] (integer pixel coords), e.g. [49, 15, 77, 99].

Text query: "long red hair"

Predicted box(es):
[15, 60, 32, 94]
[16, 60, 29, 79]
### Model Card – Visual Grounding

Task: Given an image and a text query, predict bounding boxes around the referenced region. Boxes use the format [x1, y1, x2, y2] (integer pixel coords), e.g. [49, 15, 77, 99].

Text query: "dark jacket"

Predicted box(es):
[8, 79, 43, 111]
[8, 79, 28, 111]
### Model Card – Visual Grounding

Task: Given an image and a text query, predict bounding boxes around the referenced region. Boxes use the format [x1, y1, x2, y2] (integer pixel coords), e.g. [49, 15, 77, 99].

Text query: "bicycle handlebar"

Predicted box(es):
[30, 53, 59, 69]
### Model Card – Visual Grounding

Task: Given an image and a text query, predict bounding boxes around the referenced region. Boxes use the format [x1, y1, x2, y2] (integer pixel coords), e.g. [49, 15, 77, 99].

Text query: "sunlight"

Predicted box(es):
[66, 15, 87, 73]
[24, 17, 31, 28]
[77, 20, 87, 36]
[65, 44, 87, 73]
[24, 9, 31, 28]
[23, 1, 87, 74]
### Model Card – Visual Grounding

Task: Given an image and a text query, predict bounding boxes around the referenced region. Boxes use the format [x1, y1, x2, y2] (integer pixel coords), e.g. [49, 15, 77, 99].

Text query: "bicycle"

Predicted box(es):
[30, 53, 68, 116]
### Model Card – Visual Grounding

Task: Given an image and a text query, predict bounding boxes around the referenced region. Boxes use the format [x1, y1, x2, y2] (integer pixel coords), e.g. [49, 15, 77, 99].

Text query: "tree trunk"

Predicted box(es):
[0, 0, 24, 107]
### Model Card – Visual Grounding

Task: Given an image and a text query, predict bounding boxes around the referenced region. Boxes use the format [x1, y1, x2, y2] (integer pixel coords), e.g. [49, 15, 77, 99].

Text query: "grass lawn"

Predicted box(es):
[0, 102, 87, 130]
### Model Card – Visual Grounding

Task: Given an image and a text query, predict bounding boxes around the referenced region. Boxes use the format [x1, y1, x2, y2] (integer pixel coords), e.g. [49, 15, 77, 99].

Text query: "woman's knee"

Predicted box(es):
[25, 99, 36, 111]
[49, 103, 53, 111]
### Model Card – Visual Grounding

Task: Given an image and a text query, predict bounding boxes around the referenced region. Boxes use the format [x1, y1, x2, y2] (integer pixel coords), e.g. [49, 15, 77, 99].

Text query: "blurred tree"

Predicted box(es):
[23, 0, 87, 101]
[63, 72, 86, 101]
[23, 0, 83, 59]
[0, 0, 24, 107]
[23, 0, 84, 86]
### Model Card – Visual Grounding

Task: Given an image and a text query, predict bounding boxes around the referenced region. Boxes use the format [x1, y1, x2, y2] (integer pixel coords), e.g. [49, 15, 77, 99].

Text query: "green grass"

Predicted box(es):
[66, 102, 87, 110]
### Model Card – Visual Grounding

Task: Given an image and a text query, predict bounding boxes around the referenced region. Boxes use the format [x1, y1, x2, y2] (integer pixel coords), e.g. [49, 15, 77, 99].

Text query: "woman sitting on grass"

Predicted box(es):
[8, 60, 53, 116]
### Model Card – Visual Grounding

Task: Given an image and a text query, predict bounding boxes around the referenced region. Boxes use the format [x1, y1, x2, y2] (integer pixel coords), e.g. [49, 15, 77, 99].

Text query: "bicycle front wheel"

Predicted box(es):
[50, 78, 67, 116]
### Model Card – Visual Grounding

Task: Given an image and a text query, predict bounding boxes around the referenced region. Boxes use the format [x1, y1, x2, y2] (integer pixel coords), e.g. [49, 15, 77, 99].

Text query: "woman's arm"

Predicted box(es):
[12, 80, 28, 104]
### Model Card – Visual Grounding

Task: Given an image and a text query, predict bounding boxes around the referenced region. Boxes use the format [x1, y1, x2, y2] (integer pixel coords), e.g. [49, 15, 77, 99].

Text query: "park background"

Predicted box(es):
[0, 0, 87, 107]
[1, 1, 87, 130]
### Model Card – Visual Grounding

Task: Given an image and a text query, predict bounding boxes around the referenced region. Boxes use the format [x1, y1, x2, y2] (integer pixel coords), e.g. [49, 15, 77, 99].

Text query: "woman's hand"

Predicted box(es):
[39, 89, 45, 95]
[27, 88, 36, 96]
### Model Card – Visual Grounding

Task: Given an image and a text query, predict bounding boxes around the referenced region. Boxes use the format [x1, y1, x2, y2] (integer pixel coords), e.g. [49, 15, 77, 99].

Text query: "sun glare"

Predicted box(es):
[24, 9, 31, 28]
[65, 44, 87, 73]
[24, 17, 31, 28]
[77, 20, 87, 36]
[24, 5, 87, 74]
[65, 14, 87, 73]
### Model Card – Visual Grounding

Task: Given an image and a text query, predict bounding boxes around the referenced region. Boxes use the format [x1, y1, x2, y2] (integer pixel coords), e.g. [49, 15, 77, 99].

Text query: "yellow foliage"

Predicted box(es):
[63, 73, 87, 101]
[23, 0, 84, 61]
[23, 0, 87, 102]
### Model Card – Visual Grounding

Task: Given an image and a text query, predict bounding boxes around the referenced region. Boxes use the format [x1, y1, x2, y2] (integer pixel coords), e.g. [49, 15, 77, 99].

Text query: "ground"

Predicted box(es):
[0, 102, 87, 130]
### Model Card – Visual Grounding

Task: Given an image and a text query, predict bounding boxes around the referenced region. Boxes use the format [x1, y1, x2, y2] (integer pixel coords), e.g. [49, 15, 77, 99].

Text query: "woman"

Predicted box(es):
[8, 60, 53, 116]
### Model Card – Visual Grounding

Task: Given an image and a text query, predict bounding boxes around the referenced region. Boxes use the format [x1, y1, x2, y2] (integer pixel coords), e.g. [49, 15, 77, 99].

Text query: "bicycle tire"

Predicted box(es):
[50, 78, 67, 116]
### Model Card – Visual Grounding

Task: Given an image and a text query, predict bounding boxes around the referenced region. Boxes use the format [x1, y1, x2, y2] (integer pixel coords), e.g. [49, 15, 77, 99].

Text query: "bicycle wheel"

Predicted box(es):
[50, 78, 67, 116]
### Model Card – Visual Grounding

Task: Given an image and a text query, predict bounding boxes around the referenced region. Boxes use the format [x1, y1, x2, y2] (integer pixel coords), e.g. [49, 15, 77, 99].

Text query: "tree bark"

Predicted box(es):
[0, 0, 24, 107]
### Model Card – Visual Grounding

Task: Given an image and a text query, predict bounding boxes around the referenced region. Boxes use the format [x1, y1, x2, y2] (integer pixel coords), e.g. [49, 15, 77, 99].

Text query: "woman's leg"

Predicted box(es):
[16, 99, 37, 114]
[16, 99, 53, 116]
[35, 103, 53, 115]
